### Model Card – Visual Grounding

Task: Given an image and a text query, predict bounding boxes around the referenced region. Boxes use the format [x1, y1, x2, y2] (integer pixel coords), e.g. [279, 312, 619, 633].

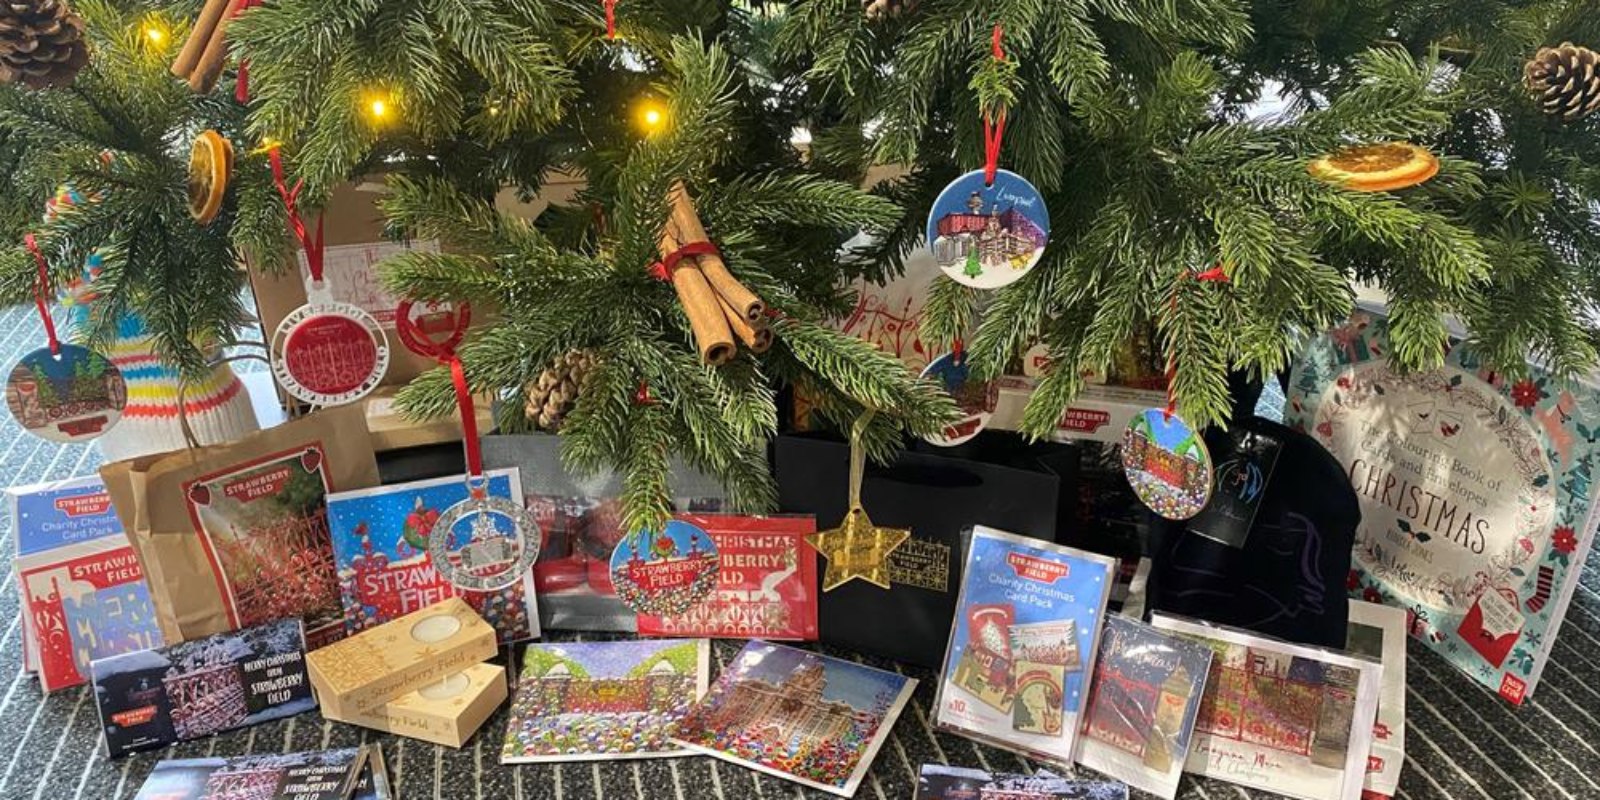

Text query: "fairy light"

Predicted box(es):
[141, 20, 169, 48]
[636, 98, 668, 135]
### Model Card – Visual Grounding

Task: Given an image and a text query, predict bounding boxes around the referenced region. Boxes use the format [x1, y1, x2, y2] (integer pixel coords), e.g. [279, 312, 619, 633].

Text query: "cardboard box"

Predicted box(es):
[1348, 600, 1406, 800]
[988, 375, 1168, 444]
[325, 662, 507, 748]
[308, 597, 497, 717]
[363, 387, 496, 453]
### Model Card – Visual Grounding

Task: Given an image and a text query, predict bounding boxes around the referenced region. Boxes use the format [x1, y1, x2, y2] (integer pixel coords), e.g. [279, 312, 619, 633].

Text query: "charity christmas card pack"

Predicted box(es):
[1149, 613, 1383, 800]
[1074, 615, 1213, 800]
[132, 745, 383, 800]
[9, 475, 162, 683]
[673, 640, 916, 797]
[635, 514, 819, 640]
[501, 639, 710, 763]
[916, 765, 1128, 799]
[91, 618, 314, 758]
[934, 526, 1116, 768]
[326, 470, 539, 643]
[1286, 309, 1600, 704]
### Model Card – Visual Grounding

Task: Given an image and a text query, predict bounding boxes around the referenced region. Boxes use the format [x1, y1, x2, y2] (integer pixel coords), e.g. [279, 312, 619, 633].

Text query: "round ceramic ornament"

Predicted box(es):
[270, 281, 390, 407]
[1121, 408, 1213, 520]
[427, 478, 542, 591]
[608, 519, 720, 616]
[5, 343, 126, 443]
[919, 350, 999, 447]
[925, 168, 1050, 290]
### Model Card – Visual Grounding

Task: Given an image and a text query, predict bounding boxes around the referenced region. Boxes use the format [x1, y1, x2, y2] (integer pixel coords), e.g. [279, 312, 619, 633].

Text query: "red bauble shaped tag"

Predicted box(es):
[271, 297, 389, 407]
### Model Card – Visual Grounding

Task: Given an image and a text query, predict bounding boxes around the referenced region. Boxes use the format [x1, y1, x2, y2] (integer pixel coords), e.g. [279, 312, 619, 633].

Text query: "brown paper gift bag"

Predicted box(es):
[102, 404, 380, 648]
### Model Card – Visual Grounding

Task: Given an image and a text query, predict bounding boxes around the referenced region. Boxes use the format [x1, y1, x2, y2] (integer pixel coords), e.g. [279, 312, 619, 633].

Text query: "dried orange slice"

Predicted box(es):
[1308, 142, 1439, 192]
[187, 129, 233, 223]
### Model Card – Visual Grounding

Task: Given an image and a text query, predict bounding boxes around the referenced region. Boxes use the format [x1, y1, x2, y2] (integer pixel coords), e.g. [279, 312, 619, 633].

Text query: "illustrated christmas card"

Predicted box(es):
[1347, 600, 1407, 799]
[673, 641, 916, 797]
[500, 639, 710, 763]
[91, 618, 315, 758]
[1287, 309, 1600, 704]
[11, 475, 162, 691]
[934, 526, 1116, 768]
[1150, 613, 1383, 800]
[326, 470, 538, 643]
[1075, 615, 1213, 800]
[916, 765, 1128, 799]
[635, 514, 820, 640]
[132, 745, 380, 799]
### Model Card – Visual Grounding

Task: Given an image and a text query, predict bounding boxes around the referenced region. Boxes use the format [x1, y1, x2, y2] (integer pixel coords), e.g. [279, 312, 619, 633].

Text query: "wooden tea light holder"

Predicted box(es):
[328, 663, 508, 748]
[657, 182, 773, 365]
[307, 598, 498, 725]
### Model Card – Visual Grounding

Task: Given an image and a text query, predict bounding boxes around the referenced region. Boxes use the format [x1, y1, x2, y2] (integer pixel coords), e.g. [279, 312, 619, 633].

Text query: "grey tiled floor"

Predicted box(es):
[0, 300, 1594, 799]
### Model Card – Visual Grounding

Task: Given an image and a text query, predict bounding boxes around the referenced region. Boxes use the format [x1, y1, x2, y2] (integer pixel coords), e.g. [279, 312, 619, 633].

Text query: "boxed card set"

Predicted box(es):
[1150, 612, 1383, 800]
[132, 745, 389, 800]
[501, 639, 710, 762]
[11, 476, 163, 691]
[916, 765, 1128, 799]
[934, 526, 1117, 768]
[1075, 615, 1213, 799]
[91, 618, 314, 758]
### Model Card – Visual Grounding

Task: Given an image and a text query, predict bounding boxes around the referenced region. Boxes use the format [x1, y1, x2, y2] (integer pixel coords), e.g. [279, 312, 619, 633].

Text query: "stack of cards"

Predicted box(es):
[132, 745, 391, 799]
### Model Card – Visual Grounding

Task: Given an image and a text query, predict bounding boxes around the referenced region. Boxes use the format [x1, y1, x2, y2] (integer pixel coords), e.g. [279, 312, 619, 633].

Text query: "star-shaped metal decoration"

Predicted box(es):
[806, 504, 910, 591]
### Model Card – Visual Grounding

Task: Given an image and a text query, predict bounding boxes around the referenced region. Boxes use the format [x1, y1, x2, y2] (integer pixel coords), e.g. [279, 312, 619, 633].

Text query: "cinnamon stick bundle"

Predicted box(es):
[172, 0, 244, 94]
[659, 229, 737, 366]
[667, 182, 765, 322]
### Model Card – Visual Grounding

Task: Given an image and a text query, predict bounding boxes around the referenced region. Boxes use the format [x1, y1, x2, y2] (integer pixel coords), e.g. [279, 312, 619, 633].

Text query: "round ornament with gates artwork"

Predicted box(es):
[6, 343, 126, 443]
[1121, 408, 1213, 520]
[270, 284, 389, 407]
[609, 519, 720, 616]
[427, 485, 542, 592]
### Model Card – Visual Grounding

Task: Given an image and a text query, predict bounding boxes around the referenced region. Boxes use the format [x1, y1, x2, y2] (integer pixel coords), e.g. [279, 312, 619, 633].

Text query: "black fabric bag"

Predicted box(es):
[774, 432, 1061, 667]
[1148, 415, 1359, 648]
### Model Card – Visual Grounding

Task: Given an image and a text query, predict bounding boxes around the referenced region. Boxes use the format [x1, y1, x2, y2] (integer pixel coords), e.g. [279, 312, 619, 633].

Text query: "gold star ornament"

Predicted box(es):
[807, 504, 910, 591]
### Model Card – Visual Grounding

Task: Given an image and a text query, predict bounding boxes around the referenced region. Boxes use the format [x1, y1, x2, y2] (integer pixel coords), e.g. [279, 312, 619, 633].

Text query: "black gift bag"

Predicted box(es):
[774, 433, 1061, 667]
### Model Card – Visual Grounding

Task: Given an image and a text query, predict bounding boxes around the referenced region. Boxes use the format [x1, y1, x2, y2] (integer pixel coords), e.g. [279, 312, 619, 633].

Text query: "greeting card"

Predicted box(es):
[1075, 615, 1213, 799]
[935, 526, 1116, 767]
[1150, 613, 1382, 800]
[20, 538, 162, 692]
[1287, 309, 1600, 703]
[674, 641, 916, 797]
[327, 470, 538, 643]
[501, 639, 710, 763]
[92, 618, 314, 758]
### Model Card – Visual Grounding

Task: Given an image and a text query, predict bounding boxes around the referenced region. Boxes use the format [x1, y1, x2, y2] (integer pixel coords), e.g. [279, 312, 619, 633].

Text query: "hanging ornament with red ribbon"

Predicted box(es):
[5, 234, 126, 443]
[265, 149, 390, 407]
[925, 25, 1050, 291]
[917, 340, 997, 447]
[395, 299, 541, 591]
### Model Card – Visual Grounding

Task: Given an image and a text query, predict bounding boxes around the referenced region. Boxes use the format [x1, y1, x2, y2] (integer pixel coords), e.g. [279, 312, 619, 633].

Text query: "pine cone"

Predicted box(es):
[1524, 42, 1600, 122]
[0, 0, 89, 89]
[523, 350, 597, 431]
[863, 0, 916, 20]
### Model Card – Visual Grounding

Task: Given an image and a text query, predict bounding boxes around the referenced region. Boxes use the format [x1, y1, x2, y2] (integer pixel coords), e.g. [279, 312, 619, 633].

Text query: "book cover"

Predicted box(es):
[636, 515, 819, 640]
[1075, 615, 1213, 799]
[1150, 613, 1383, 800]
[916, 765, 1128, 799]
[500, 639, 710, 763]
[673, 641, 916, 797]
[92, 618, 315, 758]
[1286, 309, 1600, 704]
[20, 538, 162, 692]
[326, 470, 538, 643]
[934, 526, 1116, 768]
[132, 746, 376, 799]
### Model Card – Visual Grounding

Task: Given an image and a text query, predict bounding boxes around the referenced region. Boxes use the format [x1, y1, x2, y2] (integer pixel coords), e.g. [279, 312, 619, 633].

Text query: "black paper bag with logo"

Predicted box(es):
[775, 433, 1060, 667]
